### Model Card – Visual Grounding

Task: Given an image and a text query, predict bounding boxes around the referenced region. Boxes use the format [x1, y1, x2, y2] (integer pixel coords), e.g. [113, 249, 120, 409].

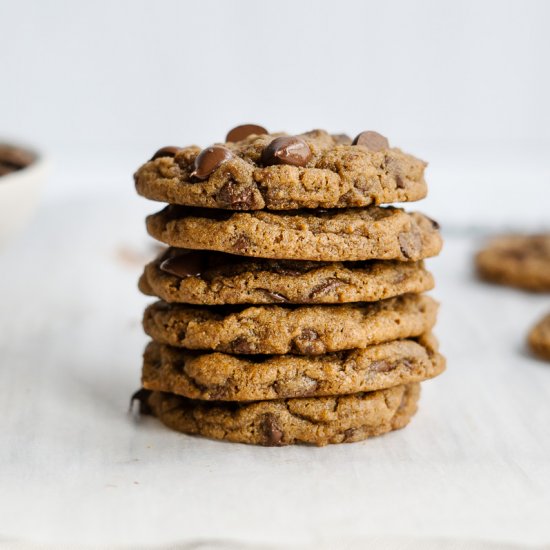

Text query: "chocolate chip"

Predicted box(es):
[352, 131, 389, 151]
[343, 428, 357, 441]
[259, 289, 289, 303]
[370, 360, 394, 373]
[150, 146, 181, 161]
[261, 136, 312, 167]
[308, 278, 344, 299]
[230, 337, 255, 354]
[395, 174, 406, 189]
[160, 251, 204, 278]
[191, 146, 235, 180]
[425, 216, 440, 230]
[232, 235, 251, 253]
[292, 329, 324, 354]
[393, 271, 407, 284]
[129, 388, 152, 414]
[398, 230, 422, 260]
[217, 181, 256, 209]
[226, 124, 267, 142]
[261, 413, 284, 446]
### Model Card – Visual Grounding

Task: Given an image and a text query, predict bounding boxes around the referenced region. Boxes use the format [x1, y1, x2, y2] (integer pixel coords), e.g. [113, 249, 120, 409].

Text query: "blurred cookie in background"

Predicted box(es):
[476, 234, 550, 292]
[528, 313, 550, 361]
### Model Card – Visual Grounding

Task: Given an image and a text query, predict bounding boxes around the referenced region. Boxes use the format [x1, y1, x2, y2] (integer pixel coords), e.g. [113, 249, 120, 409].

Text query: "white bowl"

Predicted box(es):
[0, 146, 49, 249]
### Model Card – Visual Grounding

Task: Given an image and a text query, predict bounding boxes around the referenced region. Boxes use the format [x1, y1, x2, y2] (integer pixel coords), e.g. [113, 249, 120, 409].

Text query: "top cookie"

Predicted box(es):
[476, 234, 550, 292]
[134, 128, 427, 210]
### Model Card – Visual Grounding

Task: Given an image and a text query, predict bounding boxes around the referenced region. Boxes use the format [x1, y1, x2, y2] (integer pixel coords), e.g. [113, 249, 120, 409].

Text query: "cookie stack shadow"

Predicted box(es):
[132, 125, 445, 446]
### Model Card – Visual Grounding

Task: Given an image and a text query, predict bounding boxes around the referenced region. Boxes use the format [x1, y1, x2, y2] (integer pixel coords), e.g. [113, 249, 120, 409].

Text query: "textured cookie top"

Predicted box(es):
[146, 205, 442, 262]
[134, 129, 427, 210]
[476, 234, 550, 291]
[135, 383, 419, 446]
[139, 248, 435, 305]
[528, 313, 550, 361]
[142, 294, 438, 355]
[141, 334, 443, 402]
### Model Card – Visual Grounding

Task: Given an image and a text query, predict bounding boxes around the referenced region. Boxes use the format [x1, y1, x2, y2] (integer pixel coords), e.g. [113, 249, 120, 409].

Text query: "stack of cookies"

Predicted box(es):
[132, 125, 445, 446]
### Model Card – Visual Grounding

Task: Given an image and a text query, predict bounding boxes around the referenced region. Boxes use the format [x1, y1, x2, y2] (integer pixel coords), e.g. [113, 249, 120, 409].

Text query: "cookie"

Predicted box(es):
[142, 294, 439, 354]
[139, 248, 435, 305]
[134, 383, 420, 446]
[476, 234, 550, 291]
[528, 313, 550, 361]
[141, 334, 444, 401]
[134, 129, 427, 210]
[146, 205, 442, 262]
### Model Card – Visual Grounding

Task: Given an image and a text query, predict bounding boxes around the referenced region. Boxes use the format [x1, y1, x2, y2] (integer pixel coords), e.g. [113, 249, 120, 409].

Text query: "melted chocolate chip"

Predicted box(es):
[217, 181, 256, 209]
[308, 278, 344, 299]
[370, 360, 394, 373]
[191, 146, 234, 180]
[129, 388, 152, 414]
[261, 136, 312, 167]
[395, 174, 406, 189]
[259, 289, 289, 303]
[343, 428, 357, 441]
[150, 146, 182, 161]
[352, 131, 389, 151]
[226, 124, 267, 142]
[425, 216, 440, 230]
[160, 251, 205, 278]
[398, 230, 422, 260]
[230, 337, 255, 354]
[292, 329, 323, 354]
[232, 235, 251, 253]
[261, 413, 284, 446]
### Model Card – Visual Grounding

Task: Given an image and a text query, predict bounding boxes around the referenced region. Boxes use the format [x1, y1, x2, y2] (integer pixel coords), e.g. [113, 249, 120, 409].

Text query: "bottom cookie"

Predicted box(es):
[528, 313, 550, 361]
[133, 383, 420, 446]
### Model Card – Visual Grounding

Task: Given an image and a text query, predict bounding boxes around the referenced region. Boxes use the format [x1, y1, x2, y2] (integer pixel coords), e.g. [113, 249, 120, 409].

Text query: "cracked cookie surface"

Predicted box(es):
[146, 205, 442, 262]
[135, 383, 420, 446]
[134, 130, 427, 210]
[528, 313, 550, 361]
[139, 248, 434, 305]
[476, 234, 550, 291]
[143, 294, 438, 354]
[141, 334, 444, 401]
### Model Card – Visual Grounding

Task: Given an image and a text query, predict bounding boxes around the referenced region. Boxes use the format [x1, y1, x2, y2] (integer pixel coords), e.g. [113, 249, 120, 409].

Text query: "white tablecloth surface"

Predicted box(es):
[1, 194, 549, 549]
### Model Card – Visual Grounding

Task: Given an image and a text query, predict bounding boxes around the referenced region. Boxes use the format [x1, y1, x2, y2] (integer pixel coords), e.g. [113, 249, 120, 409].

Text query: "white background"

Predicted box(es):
[1, 0, 550, 226]
[2, 1, 550, 549]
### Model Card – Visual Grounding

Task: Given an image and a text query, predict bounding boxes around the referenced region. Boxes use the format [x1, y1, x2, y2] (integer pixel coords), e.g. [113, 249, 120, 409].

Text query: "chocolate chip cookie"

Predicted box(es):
[146, 205, 442, 262]
[142, 294, 438, 354]
[134, 128, 427, 210]
[528, 313, 550, 361]
[141, 334, 444, 401]
[476, 234, 550, 291]
[134, 383, 420, 446]
[139, 248, 435, 305]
